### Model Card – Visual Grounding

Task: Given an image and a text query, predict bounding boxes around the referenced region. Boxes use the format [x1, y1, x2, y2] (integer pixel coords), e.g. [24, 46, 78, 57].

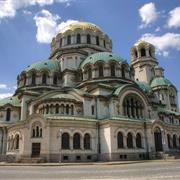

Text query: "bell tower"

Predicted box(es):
[130, 40, 158, 84]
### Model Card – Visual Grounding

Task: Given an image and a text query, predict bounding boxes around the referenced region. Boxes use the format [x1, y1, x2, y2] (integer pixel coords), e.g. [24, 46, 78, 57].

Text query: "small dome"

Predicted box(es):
[59, 21, 104, 34]
[80, 52, 125, 69]
[0, 96, 21, 107]
[134, 40, 154, 47]
[23, 60, 60, 73]
[151, 77, 173, 88]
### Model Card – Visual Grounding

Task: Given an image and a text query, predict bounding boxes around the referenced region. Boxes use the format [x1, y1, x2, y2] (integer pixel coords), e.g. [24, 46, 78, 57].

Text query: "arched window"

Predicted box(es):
[73, 133, 81, 149]
[167, 134, 171, 149]
[110, 64, 115, 77]
[42, 73, 47, 85]
[141, 48, 146, 57]
[98, 64, 104, 77]
[67, 35, 71, 45]
[32, 73, 36, 85]
[96, 36, 99, 45]
[103, 40, 106, 48]
[59, 38, 62, 47]
[173, 134, 177, 148]
[15, 135, 19, 149]
[123, 96, 144, 119]
[149, 49, 152, 57]
[134, 50, 138, 58]
[121, 65, 125, 78]
[127, 133, 133, 148]
[55, 104, 59, 114]
[87, 34, 91, 44]
[6, 108, 11, 121]
[87, 67, 92, 79]
[66, 105, 69, 114]
[32, 129, 36, 137]
[70, 105, 74, 115]
[40, 128, 42, 137]
[46, 105, 49, 114]
[77, 34, 81, 44]
[84, 133, 91, 150]
[53, 75, 58, 85]
[136, 133, 142, 148]
[36, 126, 39, 137]
[117, 132, 124, 148]
[62, 133, 70, 149]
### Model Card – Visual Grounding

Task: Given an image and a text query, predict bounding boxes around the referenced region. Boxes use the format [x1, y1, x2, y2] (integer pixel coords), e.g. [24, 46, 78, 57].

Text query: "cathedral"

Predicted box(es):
[0, 21, 179, 163]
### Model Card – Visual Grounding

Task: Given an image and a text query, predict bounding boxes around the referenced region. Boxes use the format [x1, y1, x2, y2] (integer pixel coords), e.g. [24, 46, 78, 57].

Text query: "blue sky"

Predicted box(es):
[0, 0, 179, 101]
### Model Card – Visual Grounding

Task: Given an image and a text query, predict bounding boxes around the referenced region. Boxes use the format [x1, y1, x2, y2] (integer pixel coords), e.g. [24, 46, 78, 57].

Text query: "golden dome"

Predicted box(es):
[59, 21, 104, 34]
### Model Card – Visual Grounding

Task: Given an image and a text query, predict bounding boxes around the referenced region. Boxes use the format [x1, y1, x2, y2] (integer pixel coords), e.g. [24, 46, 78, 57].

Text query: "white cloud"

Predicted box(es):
[155, 27, 160, 32]
[140, 33, 180, 57]
[34, 9, 77, 43]
[23, 10, 32, 15]
[0, 84, 8, 89]
[0, 0, 72, 20]
[167, 7, 180, 28]
[0, 93, 13, 99]
[139, 2, 158, 28]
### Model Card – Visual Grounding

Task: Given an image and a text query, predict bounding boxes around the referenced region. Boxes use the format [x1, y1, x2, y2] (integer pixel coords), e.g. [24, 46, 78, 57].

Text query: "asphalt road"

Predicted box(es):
[0, 161, 180, 180]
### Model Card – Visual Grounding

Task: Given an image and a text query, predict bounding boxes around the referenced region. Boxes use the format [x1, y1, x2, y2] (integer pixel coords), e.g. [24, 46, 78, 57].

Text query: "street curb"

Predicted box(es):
[0, 159, 179, 167]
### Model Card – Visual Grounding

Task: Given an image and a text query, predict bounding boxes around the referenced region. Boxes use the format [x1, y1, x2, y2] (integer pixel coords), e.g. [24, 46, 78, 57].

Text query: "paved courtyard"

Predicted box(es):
[0, 160, 180, 180]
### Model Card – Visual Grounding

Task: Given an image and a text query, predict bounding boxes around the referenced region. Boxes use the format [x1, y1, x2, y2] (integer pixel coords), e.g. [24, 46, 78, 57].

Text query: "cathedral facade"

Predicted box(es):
[0, 21, 180, 162]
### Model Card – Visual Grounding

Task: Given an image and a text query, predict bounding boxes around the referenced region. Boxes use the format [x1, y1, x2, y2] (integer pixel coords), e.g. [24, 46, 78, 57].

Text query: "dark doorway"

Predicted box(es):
[31, 143, 41, 157]
[154, 128, 163, 152]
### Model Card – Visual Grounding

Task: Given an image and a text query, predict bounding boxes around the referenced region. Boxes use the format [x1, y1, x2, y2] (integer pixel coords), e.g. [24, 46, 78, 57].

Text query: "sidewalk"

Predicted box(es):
[0, 159, 179, 166]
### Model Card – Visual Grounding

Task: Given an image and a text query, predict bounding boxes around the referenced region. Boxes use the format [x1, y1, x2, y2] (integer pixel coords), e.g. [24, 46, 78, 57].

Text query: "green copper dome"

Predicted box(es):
[135, 81, 151, 93]
[151, 77, 173, 88]
[80, 52, 126, 68]
[24, 60, 60, 73]
[0, 96, 21, 107]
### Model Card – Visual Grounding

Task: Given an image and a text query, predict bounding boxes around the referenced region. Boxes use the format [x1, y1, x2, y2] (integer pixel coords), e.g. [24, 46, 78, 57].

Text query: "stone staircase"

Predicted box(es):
[153, 152, 180, 160]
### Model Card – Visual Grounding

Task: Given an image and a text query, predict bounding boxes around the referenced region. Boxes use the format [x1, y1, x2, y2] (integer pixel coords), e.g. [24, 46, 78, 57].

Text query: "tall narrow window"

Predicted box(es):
[87, 34, 91, 44]
[141, 48, 146, 57]
[23, 75, 26, 86]
[122, 65, 125, 78]
[84, 133, 91, 150]
[62, 133, 70, 149]
[117, 132, 124, 148]
[91, 105, 95, 115]
[96, 36, 99, 45]
[71, 105, 74, 115]
[53, 75, 58, 85]
[110, 64, 115, 77]
[15, 135, 19, 149]
[66, 105, 69, 114]
[6, 108, 11, 121]
[60, 38, 62, 47]
[73, 133, 81, 149]
[77, 34, 81, 44]
[136, 133, 142, 148]
[99, 64, 104, 77]
[42, 73, 47, 85]
[32, 73, 36, 85]
[87, 67, 92, 79]
[55, 104, 59, 114]
[167, 134, 171, 149]
[67, 35, 71, 45]
[173, 135, 177, 148]
[127, 133, 133, 148]
[46, 105, 49, 114]
[103, 40, 106, 48]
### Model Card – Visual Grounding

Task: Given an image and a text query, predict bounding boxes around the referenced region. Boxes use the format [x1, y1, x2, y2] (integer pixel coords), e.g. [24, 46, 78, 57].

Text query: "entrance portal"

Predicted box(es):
[154, 127, 163, 152]
[31, 143, 41, 157]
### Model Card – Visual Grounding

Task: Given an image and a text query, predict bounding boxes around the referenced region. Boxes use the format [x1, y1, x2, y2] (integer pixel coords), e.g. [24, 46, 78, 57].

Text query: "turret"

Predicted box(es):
[130, 40, 158, 84]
